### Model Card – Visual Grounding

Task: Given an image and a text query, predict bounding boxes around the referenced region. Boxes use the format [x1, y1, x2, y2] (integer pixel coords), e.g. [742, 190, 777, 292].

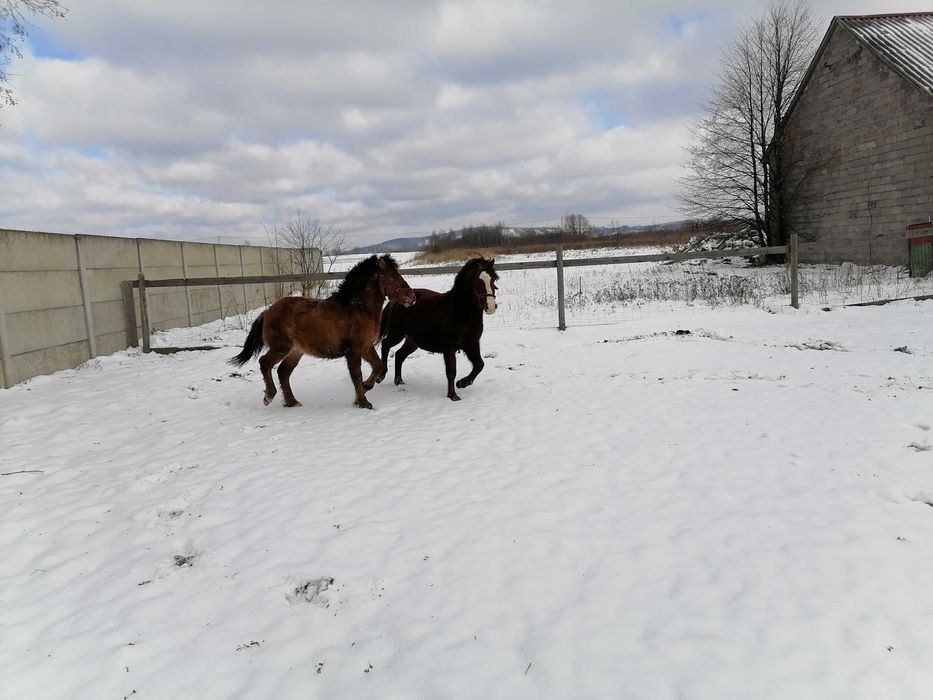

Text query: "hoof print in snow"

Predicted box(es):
[674, 329, 691, 335]
[173, 554, 196, 567]
[908, 442, 930, 452]
[893, 346, 912, 354]
[287, 577, 334, 606]
[788, 340, 846, 352]
[235, 640, 263, 652]
[364, 662, 373, 673]
[907, 494, 933, 508]
[316, 661, 325, 675]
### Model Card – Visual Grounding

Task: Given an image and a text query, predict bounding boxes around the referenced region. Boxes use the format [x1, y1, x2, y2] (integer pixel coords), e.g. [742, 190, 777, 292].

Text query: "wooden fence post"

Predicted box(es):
[138, 273, 151, 353]
[790, 233, 799, 309]
[556, 244, 566, 331]
[121, 281, 139, 348]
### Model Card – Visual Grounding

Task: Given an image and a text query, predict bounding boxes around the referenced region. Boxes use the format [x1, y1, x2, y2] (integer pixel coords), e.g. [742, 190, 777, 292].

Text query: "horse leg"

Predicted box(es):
[456, 341, 485, 389]
[361, 344, 382, 391]
[393, 338, 418, 386]
[444, 349, 461, 401]
[377, 328, 403, 384]
[345, 352, 373, 409]
[258, 349, 286, 406]
[277, 350, 303, 407]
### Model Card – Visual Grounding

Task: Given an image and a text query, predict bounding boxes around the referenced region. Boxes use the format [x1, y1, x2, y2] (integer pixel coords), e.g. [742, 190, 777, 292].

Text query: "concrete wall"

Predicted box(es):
[0, 229, 308, 388]
[780, 26, 933, 265]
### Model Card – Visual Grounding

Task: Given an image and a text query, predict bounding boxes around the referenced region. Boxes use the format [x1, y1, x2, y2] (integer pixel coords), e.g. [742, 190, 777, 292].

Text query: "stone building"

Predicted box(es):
[772, 13, 932, 267]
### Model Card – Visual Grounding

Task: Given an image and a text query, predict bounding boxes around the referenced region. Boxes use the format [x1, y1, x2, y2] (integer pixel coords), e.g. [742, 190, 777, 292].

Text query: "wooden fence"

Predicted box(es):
[127, 236, 799, 352]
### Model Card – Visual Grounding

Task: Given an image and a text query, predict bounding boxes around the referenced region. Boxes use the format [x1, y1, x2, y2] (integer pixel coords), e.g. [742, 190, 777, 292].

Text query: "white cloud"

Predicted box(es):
[1, 0, 929, 245]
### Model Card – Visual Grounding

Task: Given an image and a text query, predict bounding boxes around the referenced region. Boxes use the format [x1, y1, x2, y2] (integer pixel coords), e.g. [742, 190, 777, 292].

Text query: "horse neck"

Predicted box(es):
[450, 274, 482, 314]
[360, 279, 385, 314]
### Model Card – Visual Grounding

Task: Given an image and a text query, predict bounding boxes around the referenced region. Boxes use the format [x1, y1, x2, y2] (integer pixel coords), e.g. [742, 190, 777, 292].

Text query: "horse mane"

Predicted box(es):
[331, 253, 399, 305]
[452, 256, 497, 293]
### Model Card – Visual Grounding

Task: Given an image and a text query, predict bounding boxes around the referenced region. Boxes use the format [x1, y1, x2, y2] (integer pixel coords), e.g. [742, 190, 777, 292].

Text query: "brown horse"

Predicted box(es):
[230, 254, 415, 409]
[377, 256, 497, 401]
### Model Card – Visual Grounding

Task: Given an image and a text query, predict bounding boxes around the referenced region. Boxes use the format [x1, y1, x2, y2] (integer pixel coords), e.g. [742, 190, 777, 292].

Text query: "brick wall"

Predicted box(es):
[781, 25, 933, 266]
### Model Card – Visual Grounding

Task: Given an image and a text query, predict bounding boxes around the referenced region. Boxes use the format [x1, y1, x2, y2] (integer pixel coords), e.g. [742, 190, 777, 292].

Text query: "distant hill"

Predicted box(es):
[347, 236, 430, 254]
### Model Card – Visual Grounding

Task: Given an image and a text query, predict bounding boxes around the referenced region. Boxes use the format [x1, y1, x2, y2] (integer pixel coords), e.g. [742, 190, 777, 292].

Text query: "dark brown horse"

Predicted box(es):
[230, 254, 415, 409]
[377, 256, 498, 401]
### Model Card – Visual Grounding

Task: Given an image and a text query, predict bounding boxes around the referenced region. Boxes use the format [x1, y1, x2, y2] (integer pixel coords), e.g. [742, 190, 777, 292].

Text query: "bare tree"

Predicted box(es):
[678, 0, 818, 250]
[560, 214, 593, 242]
[1, 0, 67, 109]
[266, 213, 345, 297]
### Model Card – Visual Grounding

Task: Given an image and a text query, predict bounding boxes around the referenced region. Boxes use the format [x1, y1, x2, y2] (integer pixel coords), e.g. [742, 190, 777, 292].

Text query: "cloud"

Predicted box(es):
[1, 0, 929, 245]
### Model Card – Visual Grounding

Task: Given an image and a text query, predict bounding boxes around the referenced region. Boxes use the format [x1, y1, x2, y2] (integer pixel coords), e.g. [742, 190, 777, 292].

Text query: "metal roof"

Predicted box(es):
[839, 13, 933, 98]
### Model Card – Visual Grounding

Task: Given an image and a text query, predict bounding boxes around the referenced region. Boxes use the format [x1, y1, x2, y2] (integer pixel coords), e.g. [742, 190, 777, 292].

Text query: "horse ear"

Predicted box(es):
[378, 257, 388, 270]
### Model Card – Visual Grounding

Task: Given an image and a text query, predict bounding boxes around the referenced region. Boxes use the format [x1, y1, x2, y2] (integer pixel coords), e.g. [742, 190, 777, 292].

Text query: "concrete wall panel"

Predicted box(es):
[96, 329, 130, 357]
[8, 341, 90, 386]
[81, 234, 139, 269]
[90, 299, 128, 337]
[0, 270, 84, 314]
[6, 306, 88, 356]
[0, 229, 305, 387]
[0, 229, 78, 272]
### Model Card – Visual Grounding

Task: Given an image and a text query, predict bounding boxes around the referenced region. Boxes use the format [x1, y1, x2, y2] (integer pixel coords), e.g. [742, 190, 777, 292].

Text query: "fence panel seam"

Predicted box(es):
[0, 284, 10, 388]
[180, 242, 193, 327]
[74, 235, 98, 358]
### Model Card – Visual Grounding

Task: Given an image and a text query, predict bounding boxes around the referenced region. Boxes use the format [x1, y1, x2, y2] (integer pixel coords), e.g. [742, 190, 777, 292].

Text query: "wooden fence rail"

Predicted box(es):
[128, 237, 799, 352]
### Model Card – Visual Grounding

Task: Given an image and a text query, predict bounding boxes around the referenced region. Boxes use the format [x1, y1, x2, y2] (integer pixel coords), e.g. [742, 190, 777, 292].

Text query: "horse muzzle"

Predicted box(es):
[396, 289, 416, 307]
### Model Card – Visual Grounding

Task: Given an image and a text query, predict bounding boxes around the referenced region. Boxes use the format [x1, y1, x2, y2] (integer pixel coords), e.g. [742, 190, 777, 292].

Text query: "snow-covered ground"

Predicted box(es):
[2, 253, 932, 699]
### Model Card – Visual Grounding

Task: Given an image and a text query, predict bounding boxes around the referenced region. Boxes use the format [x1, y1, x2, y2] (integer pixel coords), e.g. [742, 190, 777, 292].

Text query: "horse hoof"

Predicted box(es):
[394, 378, 405, 386]
[355, 399, 374, 410]
[448, 393, 461, 401]
[455, 379, 470, 389]
[263, 395, 273, 406]
[283, 400, 302, 408]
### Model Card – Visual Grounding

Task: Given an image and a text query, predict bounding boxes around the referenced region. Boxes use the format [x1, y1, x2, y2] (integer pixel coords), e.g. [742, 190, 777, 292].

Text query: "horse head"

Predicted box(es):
[470, 257, 498, 315]
[377, 254, 416, 307]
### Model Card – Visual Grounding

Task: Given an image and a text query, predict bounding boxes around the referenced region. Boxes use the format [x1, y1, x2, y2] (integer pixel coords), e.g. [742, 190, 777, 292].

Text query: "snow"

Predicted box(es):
[2, 254, 933, 699]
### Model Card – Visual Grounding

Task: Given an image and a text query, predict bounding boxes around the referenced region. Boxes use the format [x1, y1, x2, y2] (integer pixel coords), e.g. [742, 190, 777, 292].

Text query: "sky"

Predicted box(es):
[0, 0, 928, 247]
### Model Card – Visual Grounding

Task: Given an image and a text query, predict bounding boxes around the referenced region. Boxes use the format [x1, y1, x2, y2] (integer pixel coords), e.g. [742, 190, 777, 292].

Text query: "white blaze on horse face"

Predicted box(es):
[479, 271, 496, 314]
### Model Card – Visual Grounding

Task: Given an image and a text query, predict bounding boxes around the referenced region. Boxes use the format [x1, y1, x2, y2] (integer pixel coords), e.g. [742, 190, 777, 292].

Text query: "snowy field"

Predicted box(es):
[318, 248, 933, 332]
[2, 253, 933, 699]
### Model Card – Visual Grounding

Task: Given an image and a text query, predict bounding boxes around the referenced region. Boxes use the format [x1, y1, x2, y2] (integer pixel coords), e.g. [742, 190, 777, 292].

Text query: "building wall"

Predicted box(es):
[781, 26, 933, 265]
[0, 229, 306, 388]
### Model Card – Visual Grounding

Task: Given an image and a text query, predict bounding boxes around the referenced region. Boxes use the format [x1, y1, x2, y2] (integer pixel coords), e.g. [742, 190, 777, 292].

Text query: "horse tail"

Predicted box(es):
[229, 313, 265, 366]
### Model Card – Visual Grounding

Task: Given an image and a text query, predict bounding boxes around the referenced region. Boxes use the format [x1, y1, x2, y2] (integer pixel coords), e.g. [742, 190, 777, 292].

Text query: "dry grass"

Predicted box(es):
[411, 230, 696, 265]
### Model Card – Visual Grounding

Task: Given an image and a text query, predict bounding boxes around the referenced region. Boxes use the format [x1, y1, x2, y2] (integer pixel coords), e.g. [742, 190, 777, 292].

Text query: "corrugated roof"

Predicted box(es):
[839, 12, 933, 98]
